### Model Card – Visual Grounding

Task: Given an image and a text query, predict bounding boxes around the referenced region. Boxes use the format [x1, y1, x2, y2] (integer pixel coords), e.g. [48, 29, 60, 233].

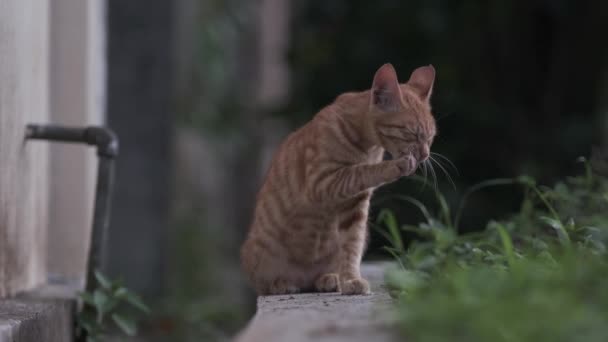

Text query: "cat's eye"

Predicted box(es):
[404, 135, 417, 142]
[378, 127, 416, 143]
[400, 134, 417, 143]
[379, 132, 413, 143]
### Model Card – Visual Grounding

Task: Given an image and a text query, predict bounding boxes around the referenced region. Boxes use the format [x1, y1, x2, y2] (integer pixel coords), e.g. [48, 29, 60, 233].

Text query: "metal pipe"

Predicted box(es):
[85, 155, 115, 291]
[25, 124, 119, 292]
[25, 124, 119, 158]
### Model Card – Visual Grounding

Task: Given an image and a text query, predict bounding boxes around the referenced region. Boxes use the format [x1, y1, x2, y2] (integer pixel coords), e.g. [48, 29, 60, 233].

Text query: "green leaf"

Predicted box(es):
[434, 191, 452, 227]
[385, 269, 427, 294]
[371, 223, 397, 248]
[415, 255, 439, 271]
[401, 224, 425, 234]
[79, 291, 96, 306]
[124, 292, 151, 314]
[93, 290, 109, 313]
[382, 246, 406, 270]
[539, 216, 571, 246]
[94, 270, 112, 289]
[114, 287, 128, 298]
[455, 178, 517, 229]
[517, 175, 536, 187]
[104, 297, 120, 313]
[538, 216, 562, 229]
[110, 277, 125, 292]
[565, 218, 576, 231]
[111, 313, 137, 336]
[377, 209, 404, 252]
[393, 195, 432, 222]
[497, 225, 515, 267]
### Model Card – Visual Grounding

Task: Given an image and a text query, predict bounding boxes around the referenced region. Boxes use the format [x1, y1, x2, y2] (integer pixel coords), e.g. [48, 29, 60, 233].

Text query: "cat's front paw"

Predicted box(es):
[340, 278, 371, 295]
[265, 278, 300, 295]
[315, 273, 340, 292]
[394, 154, 417, 177]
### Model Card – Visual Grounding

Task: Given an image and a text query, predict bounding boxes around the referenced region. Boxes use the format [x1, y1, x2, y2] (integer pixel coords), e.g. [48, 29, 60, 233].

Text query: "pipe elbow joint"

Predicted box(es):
[85, 127, 119, 158]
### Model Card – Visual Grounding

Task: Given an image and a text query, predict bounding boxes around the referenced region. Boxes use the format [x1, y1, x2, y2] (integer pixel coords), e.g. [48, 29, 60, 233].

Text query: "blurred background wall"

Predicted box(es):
[104, 0, 174, 298]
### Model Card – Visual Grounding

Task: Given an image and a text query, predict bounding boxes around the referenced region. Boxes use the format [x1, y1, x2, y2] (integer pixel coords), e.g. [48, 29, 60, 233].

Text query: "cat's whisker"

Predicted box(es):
[418, 160, 428, 191]
[430, 155, 456, 191]
[431, 152, 459, 175]
[428, 152, 454, 173]
[427, 159, 438, 191]
[422, 160, 429, 186]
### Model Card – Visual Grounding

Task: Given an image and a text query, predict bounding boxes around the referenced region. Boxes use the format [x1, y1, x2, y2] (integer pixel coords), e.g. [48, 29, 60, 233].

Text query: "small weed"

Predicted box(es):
[76, 270, 150, 342]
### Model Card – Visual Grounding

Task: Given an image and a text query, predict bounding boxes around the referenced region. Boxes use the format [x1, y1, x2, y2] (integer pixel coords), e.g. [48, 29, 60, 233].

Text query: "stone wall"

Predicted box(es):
[0, 0, 50, 297]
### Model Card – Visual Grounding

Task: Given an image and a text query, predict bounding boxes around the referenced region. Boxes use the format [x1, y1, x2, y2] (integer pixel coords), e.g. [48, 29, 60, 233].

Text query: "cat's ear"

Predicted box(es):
[371, 63, 403, 112]
[407, 65, 435, 101]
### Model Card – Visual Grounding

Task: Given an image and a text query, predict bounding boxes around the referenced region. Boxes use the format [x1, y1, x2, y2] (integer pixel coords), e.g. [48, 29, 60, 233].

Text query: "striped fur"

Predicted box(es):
[241, 64, 437, 295]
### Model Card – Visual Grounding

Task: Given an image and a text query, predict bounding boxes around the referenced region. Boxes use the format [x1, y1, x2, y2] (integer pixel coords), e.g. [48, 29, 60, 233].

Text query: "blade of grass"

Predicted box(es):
[392, 195, 432, 222]
[497, 224, 515, 267]
[377, 209, 404, 252]
[538, 216, 571, 247]
[455, 178, 518, 230]
[434, 190, 452, 228]
[383, 246, 407, 270]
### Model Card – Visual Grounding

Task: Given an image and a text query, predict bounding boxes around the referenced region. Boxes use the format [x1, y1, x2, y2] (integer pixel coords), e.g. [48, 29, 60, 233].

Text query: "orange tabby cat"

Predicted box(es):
[241, 64, 436, 295]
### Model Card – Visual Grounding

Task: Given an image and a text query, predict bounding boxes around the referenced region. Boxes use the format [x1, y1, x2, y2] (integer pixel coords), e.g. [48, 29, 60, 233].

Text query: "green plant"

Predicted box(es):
[379, 159, 608, 341]
[76, 270, 150, 342]
[394, 254, 608, 342]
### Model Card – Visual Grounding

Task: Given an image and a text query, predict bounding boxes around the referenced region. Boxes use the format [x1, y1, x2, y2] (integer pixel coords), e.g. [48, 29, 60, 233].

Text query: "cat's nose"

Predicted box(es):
[419, 146, 430, 162]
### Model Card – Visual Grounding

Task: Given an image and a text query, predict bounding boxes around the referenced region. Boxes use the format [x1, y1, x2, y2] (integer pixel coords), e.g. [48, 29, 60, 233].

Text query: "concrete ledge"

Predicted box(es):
[0, 282, 77, 342]
[235, 262, 398, 342]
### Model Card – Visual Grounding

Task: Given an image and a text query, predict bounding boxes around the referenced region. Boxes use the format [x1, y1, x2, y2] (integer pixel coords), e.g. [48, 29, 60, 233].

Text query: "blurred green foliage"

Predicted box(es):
[157, 216, 249, 342]
[177, 0, 255, 134]
[379, 157, 608, 341]
[170, 1, 256, 339]
[391, 256, 608, 342]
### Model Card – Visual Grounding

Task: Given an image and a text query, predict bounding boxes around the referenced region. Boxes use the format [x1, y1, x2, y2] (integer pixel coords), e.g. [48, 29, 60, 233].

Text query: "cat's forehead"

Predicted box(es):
[398, 88, 436, 134]
[400, 85, 431, 110]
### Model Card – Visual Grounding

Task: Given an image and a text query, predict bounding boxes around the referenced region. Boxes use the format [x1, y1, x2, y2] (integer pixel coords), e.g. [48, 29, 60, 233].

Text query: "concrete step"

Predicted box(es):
[0, 282, 77, 342]
[235, 262, 399, 342]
